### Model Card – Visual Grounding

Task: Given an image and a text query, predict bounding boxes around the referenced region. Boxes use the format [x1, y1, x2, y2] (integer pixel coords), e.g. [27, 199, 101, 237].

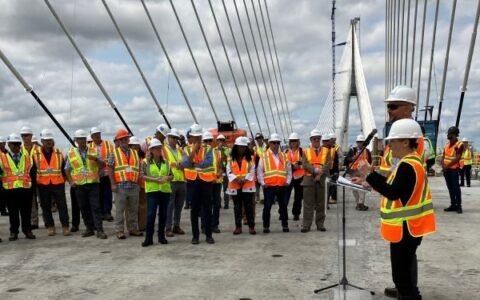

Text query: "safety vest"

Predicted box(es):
[143, 158, 172, 193]
[112, 146, 140, 184]
[304, 147, 329, 176]
[67, 147, 99, 185]
[255, 144, 267, 158]
[262, 149, 288, 186]
[460, 147, 473, 167]
[183, 145, 216, 182]
[89, 140, 113, 174]
[380, 153, 436, 243]
[228, 158, 255, 191]
[380, 136, 425, 173]
[350, 148, 369, 171]
[424, 136, 436, 160]
[163, 145, 185, 182]
[442, 140, 463, 169]
[214, 147, 223, 184]
[286, 148, 305, 179]
[33, 148, 65, 185]
[22, 144, 40, 158]
[0, 152, 32, 189]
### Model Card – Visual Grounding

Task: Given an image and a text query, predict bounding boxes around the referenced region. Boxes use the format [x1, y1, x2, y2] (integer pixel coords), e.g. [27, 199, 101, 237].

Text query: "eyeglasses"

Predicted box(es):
[387, 103, 407, 111]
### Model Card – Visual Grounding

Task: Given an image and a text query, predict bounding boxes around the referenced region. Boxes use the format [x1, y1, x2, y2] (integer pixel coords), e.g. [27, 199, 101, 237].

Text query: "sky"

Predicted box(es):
[1, 0, 480, 151]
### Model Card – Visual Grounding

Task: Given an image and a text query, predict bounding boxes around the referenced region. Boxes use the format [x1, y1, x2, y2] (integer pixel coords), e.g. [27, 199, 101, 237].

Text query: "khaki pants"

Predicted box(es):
[114, 186, 140, 232]
[302, 177, 326, 229]
[350, 171, 366, 204]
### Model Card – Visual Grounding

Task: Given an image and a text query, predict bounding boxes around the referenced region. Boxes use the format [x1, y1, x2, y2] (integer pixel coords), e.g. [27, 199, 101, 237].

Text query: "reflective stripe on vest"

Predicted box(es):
[0, 152, 32, 189]
[262, 150, 287, 186]
[143, 158, 172, 193]
[89, 140, 113, 174]
[380, 153, 436, 243]
[380, 137, 425, 174]
[442, 140, 463, 169]
[68, 147, 99, 185]
[214, 147, 223, 183]
[164, 145, 185, 182]
[183, 145, 216, 182]
[227, 158, 255, 190]
[113, 147, 140, 183]
[287, 148, 305, 178]
[460, 147, 473, 167]
[425, 137, 436, 160]
[304, 147, 328, 176]
[255, 144, 267, 158]
[34, 148, 64, 185]
[351, 149, 368, 171]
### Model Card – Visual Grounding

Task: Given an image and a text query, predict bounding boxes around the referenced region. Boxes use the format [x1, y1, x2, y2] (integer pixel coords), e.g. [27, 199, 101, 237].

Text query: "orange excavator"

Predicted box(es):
[208, 121, 247, 147]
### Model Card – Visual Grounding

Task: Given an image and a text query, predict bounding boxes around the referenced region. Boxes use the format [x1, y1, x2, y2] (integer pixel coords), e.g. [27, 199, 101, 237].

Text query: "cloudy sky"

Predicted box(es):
[1, 0, 479, 150]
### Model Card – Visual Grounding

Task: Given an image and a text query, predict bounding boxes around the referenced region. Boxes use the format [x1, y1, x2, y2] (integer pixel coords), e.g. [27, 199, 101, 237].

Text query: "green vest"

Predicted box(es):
[67, 148, 99, 185]
[163, 145, 185, 182]
[425, 137, 436, 160]
[144, 158, 172, 193]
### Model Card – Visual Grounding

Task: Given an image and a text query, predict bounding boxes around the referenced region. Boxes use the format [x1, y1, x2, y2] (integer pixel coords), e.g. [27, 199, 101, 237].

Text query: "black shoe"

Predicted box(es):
[317, 227, 326, 232]
[301, 228, 310, 233]
[460, 184, 465, 187]
[81, 230, 95, 238]
[142, 239, 153, 247]
[384, 287, 398, 298]
[158, 236, 168, 244]
[467, 185, 471, 187]
[293, 215, 299, 221]
[104, 214, 114, 222]
[263, 228, 270, 234]
[96, 231, 108, 239]
[457, 208, 463, 214]
[282, 227, 290, 233]
[30, 225, 39, 230]
[70, 226, 79, 233]
[9, 233, 18, 241]
[25, 232, 36, 239]
[191, 237, 199, 245]
[212, 227, 221, 234]
[444, 206, 457, 212]
[206, 237, 215, 244]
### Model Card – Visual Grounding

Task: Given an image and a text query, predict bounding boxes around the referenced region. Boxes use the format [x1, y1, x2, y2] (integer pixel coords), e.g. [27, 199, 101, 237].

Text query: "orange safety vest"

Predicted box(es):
[443, 140, 463, 169]
[112, 146, 140, 184]
[228, 158, 255, 190]
[380, 136, 425, 173]
[0, 152, 32, 189]
[380, 153, 436, 243]
[286, 148, 305, 179]
[183, 145, 216, 182]
[304, 147, 329, 176]
[262, 149, 288, 186]
[351, 149, 369, 171]
[89, 140, 113, 174]
[33, 148, 65, 185]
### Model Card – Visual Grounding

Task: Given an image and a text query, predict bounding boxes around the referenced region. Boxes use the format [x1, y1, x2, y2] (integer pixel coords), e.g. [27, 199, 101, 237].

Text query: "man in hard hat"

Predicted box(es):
[459, 137, 472, 188]
[442, 126, 464, 213]
[216, 134, 231, 209]
[254, 133, 267, 204]
[257, 133, 292, 233]
[145, 123, 169, 148]
[0, 136, 8, 216]
[164, 128, 186, 237]
[32, 129, 71, 237]
[285, 132, 304, 221]
[0, 133, 36, 241]
[182, 125, 216, 244]
[344, 134, 372, 211]
[89, 127, 115, 222]
[65, 129, 107, 239]
[20, 125, 41, 230]
[108, 129, 143, 239]
[129, 136, 147, 231]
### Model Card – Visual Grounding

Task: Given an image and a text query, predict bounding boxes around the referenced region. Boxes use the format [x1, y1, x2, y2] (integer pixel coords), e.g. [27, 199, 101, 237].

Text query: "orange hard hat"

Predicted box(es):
[115, 128, 130, 140]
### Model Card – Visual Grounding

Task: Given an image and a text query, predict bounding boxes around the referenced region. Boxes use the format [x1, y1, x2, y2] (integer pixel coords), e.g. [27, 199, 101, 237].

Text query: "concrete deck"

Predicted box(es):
[0, 177, 479, 299]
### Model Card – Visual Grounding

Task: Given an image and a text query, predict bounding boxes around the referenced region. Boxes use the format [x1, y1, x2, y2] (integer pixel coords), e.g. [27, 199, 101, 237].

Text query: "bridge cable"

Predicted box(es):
[404, 0, 411, 85]
[415, 0, 428, 120]
[424, 0, 440, 121]
[409, 0, 419, 88]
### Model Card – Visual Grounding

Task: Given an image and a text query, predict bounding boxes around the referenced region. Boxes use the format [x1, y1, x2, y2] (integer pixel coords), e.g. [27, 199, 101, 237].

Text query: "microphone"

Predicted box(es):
[362, 129, 377, 148]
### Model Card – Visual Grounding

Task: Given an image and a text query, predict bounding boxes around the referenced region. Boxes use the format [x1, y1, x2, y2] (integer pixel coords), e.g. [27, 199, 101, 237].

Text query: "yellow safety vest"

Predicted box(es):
[163, 145, 185, 182]
[143, 158, 171, 193]
[67, 147, 99, 185]
[0, 152, 32, 189]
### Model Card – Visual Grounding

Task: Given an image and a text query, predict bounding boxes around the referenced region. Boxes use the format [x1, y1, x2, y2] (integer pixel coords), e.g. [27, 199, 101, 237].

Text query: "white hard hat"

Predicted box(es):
[356, 134, 365, 142]
[329, 133, 336, 139]
[322, 134, 331, 141]
[32, 135, 39, 143]
[7, 133, 22, 143]
[0, 136, 5, 143]
[189, 124, 202, 137]
[74, 129, 88, 139]
[385, 85, 417, 105]
[462, 137, 469, 142]
[269, 133, 281, 142]
[40, 129, 54, 140]
[20, 126, 33, 135]
[128, 136, 141, 145]
[148, 138, 162, 149]
[288, 132, 300, 140]
[386, 119, 422, 140]
[90, 127, 101, 135]
[156, 123, 169, 136]
[234, 136, 249, 146]
[202, 131, 214, 141]
[167, 128, 180, 138]
[217, 134, 226, 140]
[310, 129, 322, 138]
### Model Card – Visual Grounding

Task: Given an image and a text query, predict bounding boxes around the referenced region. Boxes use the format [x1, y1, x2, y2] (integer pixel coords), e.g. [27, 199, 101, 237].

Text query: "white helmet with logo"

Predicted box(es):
[156, 123, 169, 137]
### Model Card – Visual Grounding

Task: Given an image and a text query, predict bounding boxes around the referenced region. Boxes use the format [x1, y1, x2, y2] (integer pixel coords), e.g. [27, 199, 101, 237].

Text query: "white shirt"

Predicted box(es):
[257, 151, 292, 186]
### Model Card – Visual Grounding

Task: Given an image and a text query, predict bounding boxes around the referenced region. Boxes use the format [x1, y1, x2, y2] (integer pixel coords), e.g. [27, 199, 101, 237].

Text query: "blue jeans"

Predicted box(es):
[190, 180, 213, 239]
[444, 169, 462, 208]
[263, 186, 289, 229]
[145, 191, 170, 240]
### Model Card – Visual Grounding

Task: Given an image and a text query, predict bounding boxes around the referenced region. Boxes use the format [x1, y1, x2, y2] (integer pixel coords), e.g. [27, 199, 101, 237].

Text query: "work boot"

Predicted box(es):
[384, 287, 398, 298]
[263, 228, 270, 234]
[212, 227, 221, 234]
[47, 227, 56, 236]
[116, 231, 126, 239]
[166, 229, 174, 237]
[9, 233, 18, 241]
[82, 230, 95, 238]
[444, 206, 457, 212]
[301, 227, 310, 233]
[62, 226, 71, 236]
[293, 215, 299, 221]
[70, 226, 79, 233]
[206, 237, 215, 244]
[158, 236, 168, 244]
[96, 231, 107, 239]
[191, 237, 199, 245]
[457, 207, 463, 214]
[233, 227, 242, 235]
[142, 238, 153, 247]
[172, 226, 185, 235]
[129, 229, 143, 237]
[104, 214, 114, 222]
[249, 227, 256, 235]
[282, 227, 290, 233]
[25, 232, 36, 239]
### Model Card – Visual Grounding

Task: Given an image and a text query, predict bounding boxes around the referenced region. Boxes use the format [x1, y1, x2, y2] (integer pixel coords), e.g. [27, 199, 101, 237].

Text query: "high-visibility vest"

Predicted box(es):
[442, 140, 463, 169]
[380, 136, 425, 173]
[214, 147, 223, 184]
[255, 144, 267, 158]
[183, 145, 216, 182]
[67, 147, 99, 185]
[380, 153, 436, 243]
[286, 148, 305, 179]
[163, 145, 185, 182]
[328, 147, 336, 170]
[33, 148, 64, 185]
[228, 158, 255, 190]
[89, 140, 113, 174]
[0, 152, 32, 189]
[262, 149, 288, 186]
[112, 146, 140, 183]
[22, 144, 41, 158]
[304, 147, 329, 176]
[460, 147, 473, 167]
[350, 149, 369, 171]
[143, 158, 172, 193]
[424, 136, 436, 160]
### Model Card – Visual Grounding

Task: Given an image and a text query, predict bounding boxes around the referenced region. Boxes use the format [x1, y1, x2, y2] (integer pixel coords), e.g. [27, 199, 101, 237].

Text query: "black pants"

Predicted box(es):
[75, 183, 103, 232]
[233, 191, 255, 228]
[38, 184, 70, 227]
[460, 165, 472, 187]
[328, 175, 337, 201]
[190, 180, 213, 239]
[426, 158, 435, 173]
[0, 186, 7, 213]
[390, 225, 423, 299]
[5, 188, 32, 234]
[286, 177, 303, 217]
[70, 186, 80, 228]
[263, 186, 288, 228]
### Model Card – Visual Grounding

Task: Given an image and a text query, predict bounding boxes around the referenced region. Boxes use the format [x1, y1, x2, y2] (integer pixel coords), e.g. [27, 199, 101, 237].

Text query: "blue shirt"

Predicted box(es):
[107, 146, 137, 189]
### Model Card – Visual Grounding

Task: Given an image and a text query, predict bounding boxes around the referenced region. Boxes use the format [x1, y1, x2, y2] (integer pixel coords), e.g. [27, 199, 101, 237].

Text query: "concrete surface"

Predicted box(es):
[0, 177, 479, 299]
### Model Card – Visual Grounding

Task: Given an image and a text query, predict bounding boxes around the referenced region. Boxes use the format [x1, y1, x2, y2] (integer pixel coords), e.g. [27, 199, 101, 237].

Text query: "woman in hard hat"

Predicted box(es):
[140, 138, 173, 247]
[353, 119, 436, 300]
[226, 137, 256, 234]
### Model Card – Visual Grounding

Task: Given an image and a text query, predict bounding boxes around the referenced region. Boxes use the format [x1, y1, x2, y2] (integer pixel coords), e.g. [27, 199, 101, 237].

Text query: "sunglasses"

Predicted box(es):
[387, 103, 407, 111]
[270, 141, 280, 145]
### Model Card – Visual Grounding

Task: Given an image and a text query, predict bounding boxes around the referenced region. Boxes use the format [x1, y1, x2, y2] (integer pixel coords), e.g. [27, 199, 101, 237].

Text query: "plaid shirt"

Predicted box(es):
[107, 147, 138, 189]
